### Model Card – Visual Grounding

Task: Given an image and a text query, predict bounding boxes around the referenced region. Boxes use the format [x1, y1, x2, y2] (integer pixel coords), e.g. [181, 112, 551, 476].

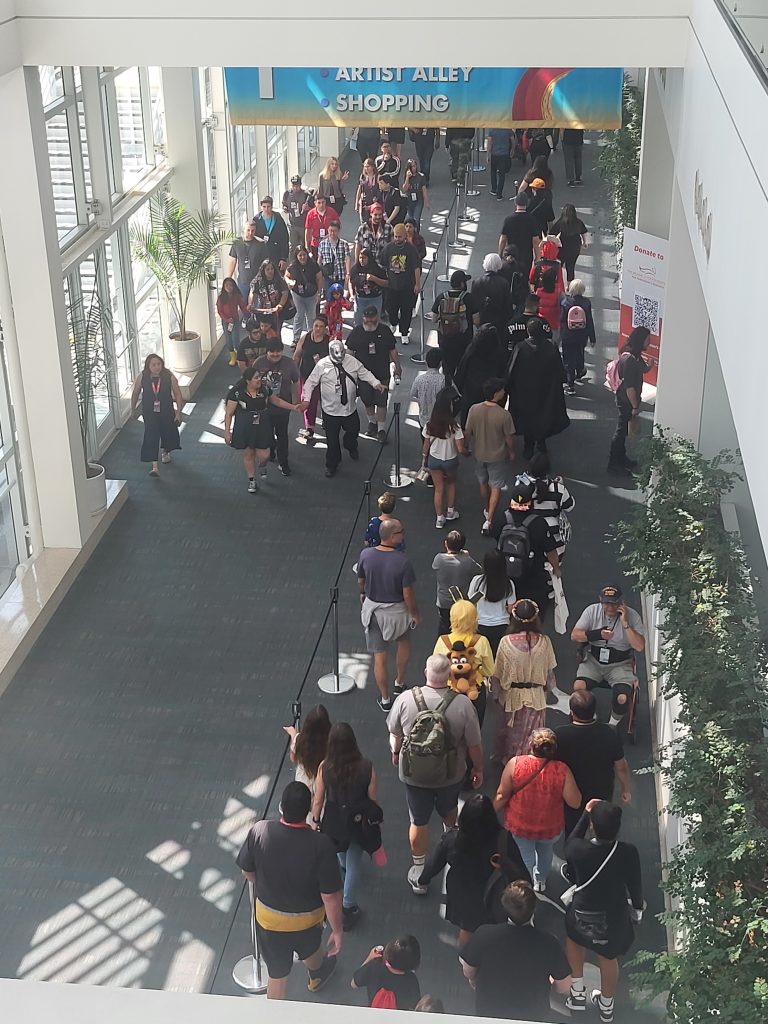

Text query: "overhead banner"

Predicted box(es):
[224, 67, 623, 129]
[619, 227, 669, 388]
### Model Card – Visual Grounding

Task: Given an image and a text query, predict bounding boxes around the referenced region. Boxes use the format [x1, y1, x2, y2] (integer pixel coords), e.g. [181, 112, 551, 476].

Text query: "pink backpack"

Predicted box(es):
[567, 303, 587, 330]
[606, 355, 622, 392]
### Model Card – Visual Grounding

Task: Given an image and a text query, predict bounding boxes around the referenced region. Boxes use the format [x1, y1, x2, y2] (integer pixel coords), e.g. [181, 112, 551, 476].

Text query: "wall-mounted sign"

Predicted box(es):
[224, 67, 624, 128]
[619, 227, 669, 387]
[693, 170, 712, 261]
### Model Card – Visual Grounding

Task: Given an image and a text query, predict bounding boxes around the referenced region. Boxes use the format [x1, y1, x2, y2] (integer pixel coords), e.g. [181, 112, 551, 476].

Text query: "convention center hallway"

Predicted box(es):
[0, 139, 665, 1018]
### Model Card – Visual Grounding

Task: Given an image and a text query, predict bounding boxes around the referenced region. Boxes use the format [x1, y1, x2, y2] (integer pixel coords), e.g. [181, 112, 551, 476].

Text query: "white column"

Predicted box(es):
[654, 183, 709, 440]
[254, 126, 269, 203]
[317, 126, 345, 170]
[286, 127, 299, 183]
[0, 66, 90, 549]
[161, 67, 216, 355]
[210, 68, 234, 235]
[636, 69, 674, 240]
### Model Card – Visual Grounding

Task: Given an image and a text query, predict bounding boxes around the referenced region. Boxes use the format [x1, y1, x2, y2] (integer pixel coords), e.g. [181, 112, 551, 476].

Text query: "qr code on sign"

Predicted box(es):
[632, 293, 659, 333]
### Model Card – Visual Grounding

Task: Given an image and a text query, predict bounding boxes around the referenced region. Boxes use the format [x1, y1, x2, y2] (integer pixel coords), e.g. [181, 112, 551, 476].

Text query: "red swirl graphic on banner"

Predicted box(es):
[511, 68, 574, 121]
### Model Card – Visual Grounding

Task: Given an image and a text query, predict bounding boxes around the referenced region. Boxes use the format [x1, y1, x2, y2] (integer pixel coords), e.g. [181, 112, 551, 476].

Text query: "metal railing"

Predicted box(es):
[409, 188, 461, 365]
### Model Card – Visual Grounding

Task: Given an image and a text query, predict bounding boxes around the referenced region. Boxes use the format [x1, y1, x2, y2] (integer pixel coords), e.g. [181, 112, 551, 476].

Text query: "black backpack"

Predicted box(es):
[533, 259, 559, 294]
[497, 515, 535, 579]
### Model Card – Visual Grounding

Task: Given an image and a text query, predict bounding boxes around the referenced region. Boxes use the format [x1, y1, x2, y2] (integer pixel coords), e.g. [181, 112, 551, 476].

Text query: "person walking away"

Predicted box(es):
[486, 127, 515, 200]
[364, 491, 399, 548]
[494, 728, 581, 892]
[561, 128, 585, 187]
[284, 704, 331, 804]
[226, 218, 265, 301]
[499, 245, 529, 318]
[352, 936, 421, 1009]
[555, 691, 631, 837]
[526, 451, 575, 562]
[506, 293, 553, 354]
[358, 519, 420, 712]
[254, 337, 301, 476]
[355, 158, 381, 224]
[311, 722, 378, 930]
[607, 326, 653, 477]
[463, 378, 516, 534]
[346, 305, 399, 442]
[431, 270, 477, 386]
[454, 326, 507, 425]
[507, 319, 569, 459]
[559, 278, 596, 392]
[284, 245, 323, 343]
[518, 153, 555, 196]
[304, 194, 341, 257]
[216, 278, 248, 366]
[317, 156, 350, 215]
[422, 388, 466, 529]
[387, 654, 484, 894]
[401, 159, 430, 231]
[349, 248, 388, 325]
[354, 202, 394, 265]
[445, 127, 475, 185]
[530, 237, 565, 339]
[411, 127, 439, 186]
[300, 340, 386, 476]
[420, 794, 529, 948]
[550, 203, 588, 283]
[524, 129, 553, 167]
[459, 880, 572, 1021]
[356, 127, 383, 163]
[131, 354, 183, 477]
[526, 178, 555, 238]
[431, 531, 480, 633]
[252, 196, 290, 271]
[236, 781, 342, 999]
[467, 550, 515, 656]
[471, 253, 512, 340]
[282, 175, 311, 254]
[489, 598, 557, 762]
[410, 347, 446, 433]
[571, 584, 645, 726]
[224, 366, 301, 492]
[293, 315, 329, 441]
[499, 193, 539, 277]
[564, 801, 644, 1024]
[380, 224, 421, 345]
[432, 599, 494, 727]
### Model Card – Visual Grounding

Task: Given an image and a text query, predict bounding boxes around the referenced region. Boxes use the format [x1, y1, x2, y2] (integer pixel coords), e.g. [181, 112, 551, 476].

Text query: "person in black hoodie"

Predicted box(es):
[499, 245, 530, 317]
[454, 323, 507, 425]
[506, 319, 569, 459]
[471, 253, 512, 339]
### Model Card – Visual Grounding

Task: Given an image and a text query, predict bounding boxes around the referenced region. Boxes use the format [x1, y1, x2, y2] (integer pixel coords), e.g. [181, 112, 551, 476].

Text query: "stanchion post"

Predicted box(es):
[383, 401, 414, 489]
[411, 289, 427, 364]
[451, 186, 462, 247]
[317, 587, 356, 694]
[437, 211, 452, 283]
[232, 881, 267, 994]
[364, 479, 372, 522]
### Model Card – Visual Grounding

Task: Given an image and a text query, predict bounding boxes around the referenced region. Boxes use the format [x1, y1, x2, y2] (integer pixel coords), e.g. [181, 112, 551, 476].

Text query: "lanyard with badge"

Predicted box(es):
[598, 615, 620, 663]
[151, 377, 161, 414]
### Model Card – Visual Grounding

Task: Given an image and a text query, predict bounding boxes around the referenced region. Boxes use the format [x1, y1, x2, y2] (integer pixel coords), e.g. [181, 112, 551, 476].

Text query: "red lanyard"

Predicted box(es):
[151, 378, 161, 398]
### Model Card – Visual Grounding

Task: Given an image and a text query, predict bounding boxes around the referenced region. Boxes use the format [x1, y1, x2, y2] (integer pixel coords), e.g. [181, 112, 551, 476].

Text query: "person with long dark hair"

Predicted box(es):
[422, 388, 466, 529]
[130, 354, 183, 477]
[311, 722, 378, 930]
[468, 550, 516, 656]
[550, 204, 589, 283]
[490, 598, 558, 763]
[293, 315, 329, 441]
[607, 326, 653, 478]
[419, 793, 530, 947]
[284, 705, 331, 797]
[284, 246, 323, 343]
[216, 278, 248, 366]
[248, 259, 290, 323]
[518, 153, 554, 194]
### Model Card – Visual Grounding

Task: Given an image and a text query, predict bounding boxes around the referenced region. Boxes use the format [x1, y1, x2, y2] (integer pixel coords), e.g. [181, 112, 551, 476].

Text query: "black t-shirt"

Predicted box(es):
[346, 324, 396, 380]
[230, 238, 266, 291]
[375, 154, 401, 188]
[380, 240, 419, 291]
[236, 335, 268, 365]
[286, 258, 321, 297]
[554, 722, 624, 803]
[282, 188, 309, 225]
[618, 352, 646, 397]
[350, 258, 387, 298]
[353, 958, 421, 1010]
[501, 212, 538, 260]
[562, 128, 584, 146]
[381, 188, 405, 225]
[226, 382, 270, 421]
[461, 922, 570, 1020]
[506, 313, 553, 353]
[401, 171, 426, 203]
[298, 333, 330, 378]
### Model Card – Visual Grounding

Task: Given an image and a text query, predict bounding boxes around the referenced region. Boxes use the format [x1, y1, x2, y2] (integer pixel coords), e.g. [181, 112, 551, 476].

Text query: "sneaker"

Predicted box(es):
[407, 865, 428, 896]
[607, 463, 634, 478]
[565, 385, 576, 396]
[377, 697, 392, 713]
[426, 475, 434, 488]
[324, 467, 336, 477]
[342, 905, 360, 931]
[307, 956, 337, 993]
[377, 429, 387, 444]
[247, 479, 258, 494]
[567, 180, 576, 187]
[575, 368, 588, 379]
[435, 514, 446, 529]
[392, 683, 406, 696]
[591, 992, 614, 1023]
[446, 508, 460, 521]
[259, 465, 268, 479]
[149, 467, 159, 477]
[495, 194, 504, 201]
[365, 422, 378, 438]
[298, 427, 313, 439]
[161, 450, 172, 464]
[481, 520, 491, 536]
[401, 334, 410, 345]
[279, 464, 292, 477]
[565, 988, 587, 1013]
[349, 448, 359, 461]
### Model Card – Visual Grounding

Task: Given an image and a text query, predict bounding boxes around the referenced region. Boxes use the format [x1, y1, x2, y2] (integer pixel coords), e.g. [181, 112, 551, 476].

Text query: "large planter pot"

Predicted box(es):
[86, 462, 107, 516]
[167, 331, 202, 373]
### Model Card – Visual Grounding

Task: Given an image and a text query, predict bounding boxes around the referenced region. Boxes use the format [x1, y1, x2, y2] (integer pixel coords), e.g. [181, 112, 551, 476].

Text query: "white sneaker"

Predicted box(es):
[435, 514, 446, 529]
[401, 334, 410, 345]
[407, 865, 428, 896]
[481, 520, 491, 536]
[533, 879, 545, 893]
[161, 451, 171, 464]
[446, 508, 460, 521]
[247, 479, 258, 494]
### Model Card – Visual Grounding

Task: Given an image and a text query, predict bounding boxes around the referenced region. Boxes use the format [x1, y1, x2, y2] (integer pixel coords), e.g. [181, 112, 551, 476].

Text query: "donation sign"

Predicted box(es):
[619, 228, 669, 388]
[224, 66, 623, 129]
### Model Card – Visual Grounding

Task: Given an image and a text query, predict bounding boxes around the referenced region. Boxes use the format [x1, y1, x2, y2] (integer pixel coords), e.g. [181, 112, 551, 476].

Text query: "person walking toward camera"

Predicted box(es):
[130, 354, 183, 477]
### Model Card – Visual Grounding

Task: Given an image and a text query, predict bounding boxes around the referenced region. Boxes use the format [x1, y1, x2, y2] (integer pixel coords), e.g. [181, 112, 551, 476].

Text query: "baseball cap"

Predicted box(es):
[599, 585, 623, 604]
[450, 270, 471, 287]
[530, 177, 547, 189]
[509, 475, 535, 506]
[290, 175, 302, 184]
[363, 306, 379, 318]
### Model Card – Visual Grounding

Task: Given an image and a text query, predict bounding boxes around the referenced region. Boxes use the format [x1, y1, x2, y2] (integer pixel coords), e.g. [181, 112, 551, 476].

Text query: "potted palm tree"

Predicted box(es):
[130, 191, 234, 373]
[67, 255, 111, 516]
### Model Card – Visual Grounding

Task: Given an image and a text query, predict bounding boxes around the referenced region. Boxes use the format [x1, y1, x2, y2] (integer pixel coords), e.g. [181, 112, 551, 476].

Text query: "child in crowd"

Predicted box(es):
[325, 282, 352, 340]
[352, 936, 422, 1010]
[365, 492, 400, 547]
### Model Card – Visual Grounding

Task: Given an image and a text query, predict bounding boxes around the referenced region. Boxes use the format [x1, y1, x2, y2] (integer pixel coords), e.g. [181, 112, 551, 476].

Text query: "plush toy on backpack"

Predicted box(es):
[440, 637, 482, 700]
[351, 936, 422, 1010]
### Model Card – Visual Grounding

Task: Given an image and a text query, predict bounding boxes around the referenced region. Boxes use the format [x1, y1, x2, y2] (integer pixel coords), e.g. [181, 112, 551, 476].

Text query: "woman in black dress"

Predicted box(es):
[130, 354, 183, 477]
[563, 800, 644, 1024]
[418, 794, 529, 947]
[223, 366, 300, 492]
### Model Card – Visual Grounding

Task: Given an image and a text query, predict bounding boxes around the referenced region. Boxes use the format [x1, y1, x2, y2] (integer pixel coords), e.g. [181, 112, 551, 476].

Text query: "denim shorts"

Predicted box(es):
[427, 455, 459, 475]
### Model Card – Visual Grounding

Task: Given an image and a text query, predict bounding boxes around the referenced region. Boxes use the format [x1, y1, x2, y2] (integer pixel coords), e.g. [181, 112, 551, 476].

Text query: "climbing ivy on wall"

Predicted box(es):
[598, 75, 644, 255]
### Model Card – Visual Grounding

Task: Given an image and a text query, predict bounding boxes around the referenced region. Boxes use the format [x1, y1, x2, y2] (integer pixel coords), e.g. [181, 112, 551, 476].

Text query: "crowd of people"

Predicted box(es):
[126, 125, 651, 1022]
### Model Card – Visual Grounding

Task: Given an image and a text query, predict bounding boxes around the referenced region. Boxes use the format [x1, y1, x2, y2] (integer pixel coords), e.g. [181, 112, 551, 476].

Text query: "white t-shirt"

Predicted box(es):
[468, 573, 516, 626]
[423, 424, 463, 462]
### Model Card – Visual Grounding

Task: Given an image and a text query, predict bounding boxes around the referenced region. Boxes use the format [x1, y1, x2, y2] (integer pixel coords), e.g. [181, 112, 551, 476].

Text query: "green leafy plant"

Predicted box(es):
[67, 253, 112, 474]
[598, 75, 644, 256]
[129, 191, 233, 341]
[613, 427, 768, 1023]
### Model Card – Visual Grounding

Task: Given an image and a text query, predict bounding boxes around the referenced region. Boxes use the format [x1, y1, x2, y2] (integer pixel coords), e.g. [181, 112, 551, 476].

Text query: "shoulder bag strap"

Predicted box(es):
[412, 687, 427, 713]
[574, 841, 619, 894]
[436, 688, 458, 714]
[510, 757, 548, 796]
[440, 634, 453, 649]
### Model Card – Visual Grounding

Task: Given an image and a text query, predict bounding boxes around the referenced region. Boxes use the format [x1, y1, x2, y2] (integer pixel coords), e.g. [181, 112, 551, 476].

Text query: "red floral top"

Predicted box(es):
[503, 755, 566, 840]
